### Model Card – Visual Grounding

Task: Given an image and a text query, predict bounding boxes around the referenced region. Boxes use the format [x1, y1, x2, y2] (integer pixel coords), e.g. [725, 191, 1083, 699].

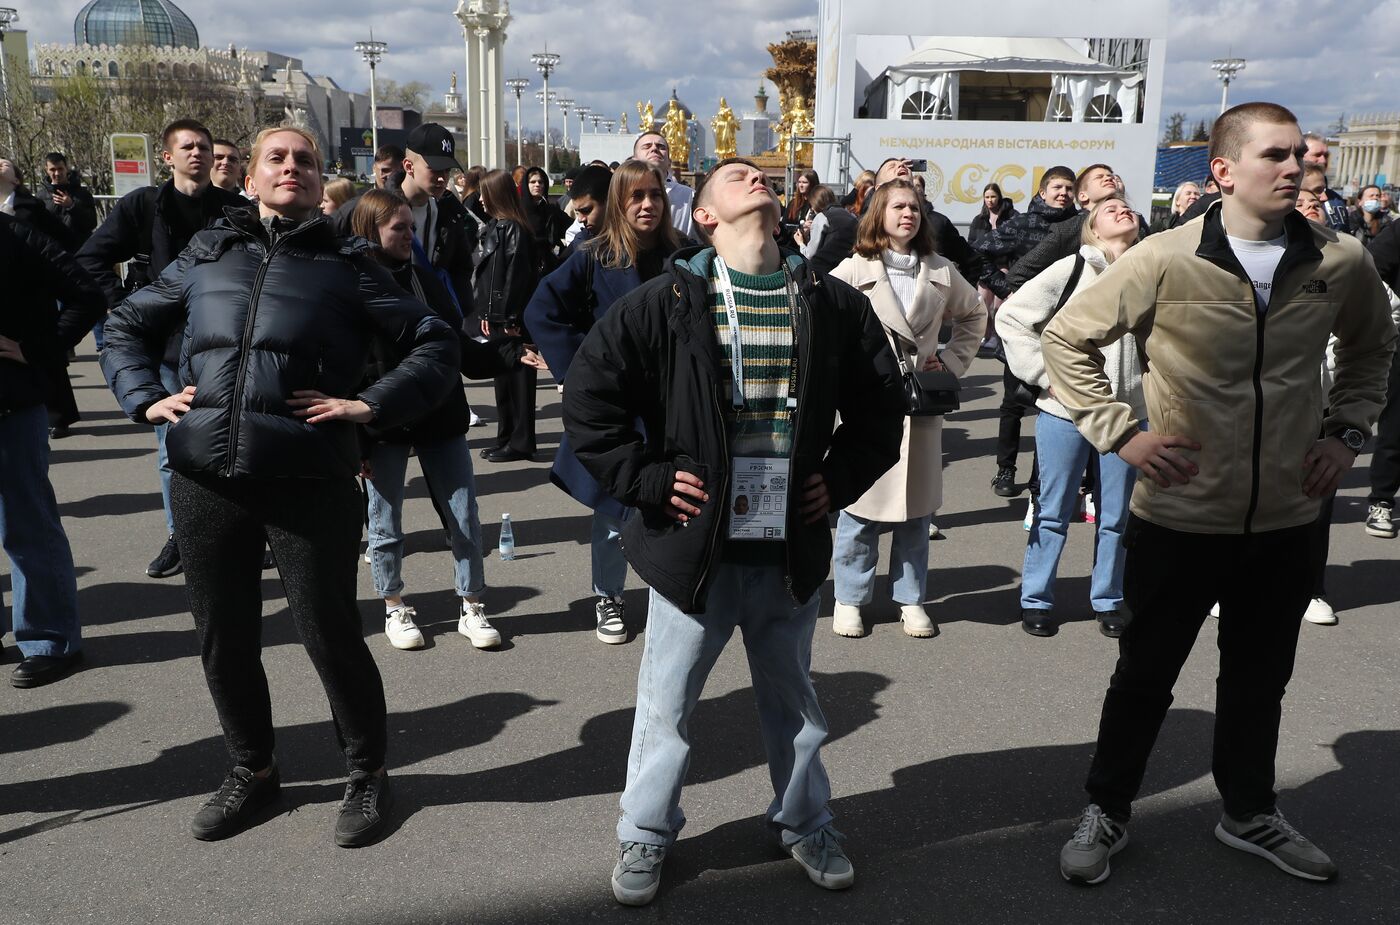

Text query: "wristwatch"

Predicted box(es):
[1330, 427, 1365, 454]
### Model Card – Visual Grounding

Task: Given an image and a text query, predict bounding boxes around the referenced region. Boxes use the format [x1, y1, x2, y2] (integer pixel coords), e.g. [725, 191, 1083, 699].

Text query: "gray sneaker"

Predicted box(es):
[612, 841, 666, 906]
[789, 825, 855, 890]
[1215, 809, 1338, 881]
[1060, 803, 1129, 885]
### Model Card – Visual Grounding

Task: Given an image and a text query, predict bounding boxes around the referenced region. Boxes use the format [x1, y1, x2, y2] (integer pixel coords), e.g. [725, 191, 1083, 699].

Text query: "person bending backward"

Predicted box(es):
[561, 157, 905, 906]
[525, 160, 682, 644]
[351, 188, 504, 653]
[1044, 102, 1395, 887]
[100, 126, 460, 849]
[828, 179, 985, 639]
[996, 194, 1145, 640]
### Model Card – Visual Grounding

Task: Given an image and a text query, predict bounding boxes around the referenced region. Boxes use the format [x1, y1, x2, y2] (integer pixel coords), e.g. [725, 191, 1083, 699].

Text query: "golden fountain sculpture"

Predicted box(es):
[636, 100, 656, 134]
[661, 97, 690, 168]
[711, 97, 738, 160]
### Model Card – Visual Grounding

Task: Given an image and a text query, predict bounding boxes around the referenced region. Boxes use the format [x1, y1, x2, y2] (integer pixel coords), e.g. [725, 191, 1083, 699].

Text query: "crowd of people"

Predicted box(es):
[1, 99, 1397, 905]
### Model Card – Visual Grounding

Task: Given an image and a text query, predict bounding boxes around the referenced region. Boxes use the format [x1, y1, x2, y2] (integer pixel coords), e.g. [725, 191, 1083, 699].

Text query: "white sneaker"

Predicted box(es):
[928, 521, 941, 540]
[1023, 497, 1036, 531]
[384, 606, 424, 650]
[458, 599, 502, 648]
[595, 596, 627, 644]
[899, 603, 939, 638]
[1303, 597, 1337, 626]
[1083, 494, 1097, 524]
[1209, 601, 1220, 619]
[832, 603, 864, 638]
[363, 550, 371, 565]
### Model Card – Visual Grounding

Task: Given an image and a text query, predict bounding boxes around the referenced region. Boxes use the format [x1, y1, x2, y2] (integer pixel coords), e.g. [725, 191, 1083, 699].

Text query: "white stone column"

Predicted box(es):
[487, 30, 506, 167]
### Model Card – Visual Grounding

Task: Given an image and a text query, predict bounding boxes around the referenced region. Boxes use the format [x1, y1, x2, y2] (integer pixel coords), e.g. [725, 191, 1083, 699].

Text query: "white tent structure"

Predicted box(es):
[863, 36, 1143, 123]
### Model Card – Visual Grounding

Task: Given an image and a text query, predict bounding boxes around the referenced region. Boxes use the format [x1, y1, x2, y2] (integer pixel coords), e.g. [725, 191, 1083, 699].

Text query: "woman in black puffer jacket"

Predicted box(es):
[101, 127, 458, 850]
[474, 167, 541, 462]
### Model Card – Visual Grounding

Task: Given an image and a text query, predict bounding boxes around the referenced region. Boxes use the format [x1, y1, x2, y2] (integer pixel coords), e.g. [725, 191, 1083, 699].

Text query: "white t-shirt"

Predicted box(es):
[410, 197, 437, 254]
[1226, 233, 1286, 310]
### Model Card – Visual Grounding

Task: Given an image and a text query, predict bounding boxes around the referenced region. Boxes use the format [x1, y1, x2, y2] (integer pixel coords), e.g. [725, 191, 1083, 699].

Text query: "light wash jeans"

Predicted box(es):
[1021, 411, 1137, 612]
[591, 510, 628, 598]
[618, 562, 832, 848]
[0, 405, 82, 657]
[366, 435, 485, 599]
[832, 511, 933, 606]
[153, 363, 182, 535]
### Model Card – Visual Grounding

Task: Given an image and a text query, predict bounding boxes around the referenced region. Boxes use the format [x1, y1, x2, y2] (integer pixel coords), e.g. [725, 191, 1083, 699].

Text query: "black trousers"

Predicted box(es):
[1085, 516, 1311, 821]
[493, 360, 538, 456]
[171, 472, 387, 773]
[1368, 346, 1400, 503]
[1306, 490, 1336, 597]
[996, 364, 1035, 470]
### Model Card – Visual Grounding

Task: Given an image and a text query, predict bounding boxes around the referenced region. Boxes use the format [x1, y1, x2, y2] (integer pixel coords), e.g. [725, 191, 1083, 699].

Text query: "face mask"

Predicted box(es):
[1363, 199, 1383, 214]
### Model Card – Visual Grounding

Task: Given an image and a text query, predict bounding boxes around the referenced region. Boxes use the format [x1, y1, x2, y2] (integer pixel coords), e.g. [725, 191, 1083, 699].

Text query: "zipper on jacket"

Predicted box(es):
[687, 382, 731, 613]
[222, 224, 313, 477]
[783, 273, 814, 604]
[1242, 291, 1268, 533]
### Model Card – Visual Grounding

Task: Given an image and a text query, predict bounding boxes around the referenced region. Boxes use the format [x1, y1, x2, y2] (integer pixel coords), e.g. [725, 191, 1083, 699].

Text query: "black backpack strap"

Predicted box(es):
[1052, 253, 1086, 315]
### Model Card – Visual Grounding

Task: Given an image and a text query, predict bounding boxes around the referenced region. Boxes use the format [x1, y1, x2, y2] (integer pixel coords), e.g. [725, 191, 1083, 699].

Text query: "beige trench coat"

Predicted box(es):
[829, 251, 986, 522]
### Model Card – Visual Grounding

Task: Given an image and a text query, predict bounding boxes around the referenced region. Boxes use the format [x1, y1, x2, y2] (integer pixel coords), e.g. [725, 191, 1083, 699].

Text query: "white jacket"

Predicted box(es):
[996, 245, 1147, 422]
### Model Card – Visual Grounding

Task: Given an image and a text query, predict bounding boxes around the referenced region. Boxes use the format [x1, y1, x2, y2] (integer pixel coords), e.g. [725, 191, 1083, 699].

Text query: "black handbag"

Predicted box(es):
[890, 332, 960, 416]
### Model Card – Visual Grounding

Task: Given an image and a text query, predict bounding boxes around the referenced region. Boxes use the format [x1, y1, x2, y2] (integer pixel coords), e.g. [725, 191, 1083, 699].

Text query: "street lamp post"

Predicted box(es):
[602, 120, 616, 135]
[505, 76, 529, 166]
[535, 89, 556, 167]
[354, 36, 388, 158]
[590, 113, 603, 134]
[576, 106, 591, 141]
[557, 98, 574, 151]
[1211, 57, 1246, 115]
[0, 8, 19, 155]
[530, 49, 560, 175]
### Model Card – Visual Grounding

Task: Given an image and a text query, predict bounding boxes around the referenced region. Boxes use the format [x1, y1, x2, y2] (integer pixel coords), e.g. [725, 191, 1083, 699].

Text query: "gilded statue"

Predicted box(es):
[790, 97, 814, 163]
[661, 97, 690, 168]
[450, 71, 457, 94]
[636, 100, 655, 134]
[711, 97, 738, 160]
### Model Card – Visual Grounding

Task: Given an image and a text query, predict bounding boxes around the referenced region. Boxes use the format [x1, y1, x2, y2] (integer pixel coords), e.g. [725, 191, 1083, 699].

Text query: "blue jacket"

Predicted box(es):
[524, 245, 651, 519]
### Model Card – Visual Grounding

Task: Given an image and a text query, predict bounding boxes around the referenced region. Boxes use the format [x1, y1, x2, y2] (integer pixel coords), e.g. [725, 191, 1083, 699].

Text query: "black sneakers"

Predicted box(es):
[147, 534, 182, 578]
[335, 770, 393, 847]
[991, 466, 1019, 498]
[191, 764, 281, 840]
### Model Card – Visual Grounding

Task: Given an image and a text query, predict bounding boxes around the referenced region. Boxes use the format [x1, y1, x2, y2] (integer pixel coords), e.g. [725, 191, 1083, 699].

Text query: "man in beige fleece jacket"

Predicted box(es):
[1042, 102, 1396, 887]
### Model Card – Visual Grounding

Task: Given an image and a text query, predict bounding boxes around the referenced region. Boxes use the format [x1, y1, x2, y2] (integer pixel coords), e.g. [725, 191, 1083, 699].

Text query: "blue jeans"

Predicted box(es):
[366, 436, 485, 599]
[591, 510, 628, 598]
[618, 562, 832, 848]
[1022, 411, 1137, 612]
[0, 406, 81, 657]
[832, 511, 933, 606]
[153, 363, 181, 535]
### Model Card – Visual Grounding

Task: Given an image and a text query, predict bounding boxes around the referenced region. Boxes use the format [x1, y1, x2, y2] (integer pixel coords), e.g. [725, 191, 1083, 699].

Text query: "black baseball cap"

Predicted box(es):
[406, 123, 461, 172]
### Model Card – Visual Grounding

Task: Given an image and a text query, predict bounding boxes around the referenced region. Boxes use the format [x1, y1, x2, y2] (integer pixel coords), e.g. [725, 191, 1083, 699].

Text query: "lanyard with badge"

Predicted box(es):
[714, 255, 798, 542]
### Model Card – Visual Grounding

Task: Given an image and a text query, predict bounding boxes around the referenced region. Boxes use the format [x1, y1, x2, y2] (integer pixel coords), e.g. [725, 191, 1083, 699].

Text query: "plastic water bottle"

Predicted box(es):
[498, 513, 515, 561]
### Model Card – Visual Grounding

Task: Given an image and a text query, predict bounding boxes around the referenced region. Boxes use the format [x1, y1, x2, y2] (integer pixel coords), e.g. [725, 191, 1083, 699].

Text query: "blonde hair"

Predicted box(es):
[584, 159, 679, 270]
[1080, 193, 1133, 262]
[248, 125, 325, 176]
[323, 177, 355, 211]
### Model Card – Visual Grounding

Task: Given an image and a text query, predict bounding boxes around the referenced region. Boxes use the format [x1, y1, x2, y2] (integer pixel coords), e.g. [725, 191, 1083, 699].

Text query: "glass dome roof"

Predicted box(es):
[75, 0, 200, 49]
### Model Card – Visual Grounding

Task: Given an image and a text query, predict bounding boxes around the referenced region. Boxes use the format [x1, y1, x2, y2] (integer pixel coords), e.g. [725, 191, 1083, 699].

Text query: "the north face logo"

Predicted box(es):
[1302, 279, 1327, 294]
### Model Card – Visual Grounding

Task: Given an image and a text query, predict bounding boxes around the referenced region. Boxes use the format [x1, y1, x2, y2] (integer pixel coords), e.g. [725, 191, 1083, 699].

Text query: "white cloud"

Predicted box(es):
[11, 0, 1396, 141]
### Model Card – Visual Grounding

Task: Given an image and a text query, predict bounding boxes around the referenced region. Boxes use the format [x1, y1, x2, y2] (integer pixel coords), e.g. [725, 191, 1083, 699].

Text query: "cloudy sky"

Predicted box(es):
[13, 0, 1399, 139]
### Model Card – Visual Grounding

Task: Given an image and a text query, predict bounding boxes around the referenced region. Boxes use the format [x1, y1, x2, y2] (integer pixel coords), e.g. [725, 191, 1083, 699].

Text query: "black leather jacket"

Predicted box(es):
[101, 210, 459, 480]
[473, 218, 539, 327]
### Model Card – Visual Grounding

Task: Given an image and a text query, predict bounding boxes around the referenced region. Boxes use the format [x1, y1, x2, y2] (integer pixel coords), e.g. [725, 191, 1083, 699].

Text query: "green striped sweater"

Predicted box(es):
[709, 265, 794, 457]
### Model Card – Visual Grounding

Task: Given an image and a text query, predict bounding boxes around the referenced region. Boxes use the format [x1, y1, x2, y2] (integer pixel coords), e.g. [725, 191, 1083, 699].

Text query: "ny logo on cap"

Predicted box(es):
[442, 139, 452, 154]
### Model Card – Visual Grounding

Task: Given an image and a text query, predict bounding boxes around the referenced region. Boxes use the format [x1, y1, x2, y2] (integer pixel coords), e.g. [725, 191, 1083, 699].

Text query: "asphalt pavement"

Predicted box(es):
[3, 344, 1398, 924]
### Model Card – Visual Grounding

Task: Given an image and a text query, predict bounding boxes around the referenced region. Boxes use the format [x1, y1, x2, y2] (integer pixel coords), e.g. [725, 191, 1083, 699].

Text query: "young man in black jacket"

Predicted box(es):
[37, 152, 98, 246]
[563, 157, 905, 906]
[0, 213, 107, 687]
[76, 119, 246, 579]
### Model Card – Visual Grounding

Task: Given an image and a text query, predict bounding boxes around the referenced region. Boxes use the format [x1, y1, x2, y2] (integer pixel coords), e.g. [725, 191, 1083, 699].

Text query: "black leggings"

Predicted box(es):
[171, 472, 386, 773]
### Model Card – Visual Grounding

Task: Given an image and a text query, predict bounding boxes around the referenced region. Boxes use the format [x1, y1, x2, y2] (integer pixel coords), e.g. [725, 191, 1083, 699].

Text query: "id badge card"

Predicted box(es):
[728, 456, 790, 541]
